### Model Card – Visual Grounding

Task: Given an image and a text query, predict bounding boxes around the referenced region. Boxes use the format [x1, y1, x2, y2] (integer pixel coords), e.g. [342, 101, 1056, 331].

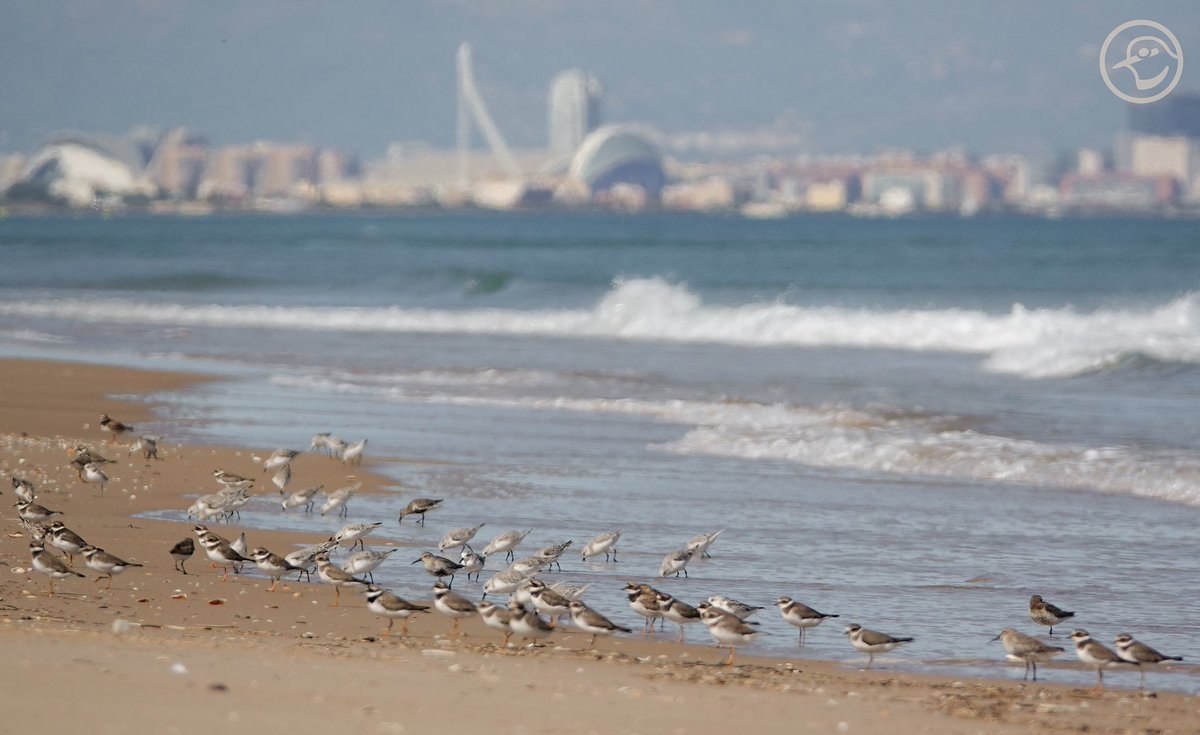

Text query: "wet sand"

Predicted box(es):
[0, 358, 1195, 734]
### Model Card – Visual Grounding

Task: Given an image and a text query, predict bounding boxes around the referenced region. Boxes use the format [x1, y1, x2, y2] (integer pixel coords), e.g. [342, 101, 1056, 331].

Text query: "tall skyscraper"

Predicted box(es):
[548, 69, 602, 156]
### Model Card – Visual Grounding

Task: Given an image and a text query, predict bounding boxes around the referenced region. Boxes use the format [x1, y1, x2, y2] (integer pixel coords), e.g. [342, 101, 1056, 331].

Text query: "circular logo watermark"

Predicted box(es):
[1099, 20, 1184, 104]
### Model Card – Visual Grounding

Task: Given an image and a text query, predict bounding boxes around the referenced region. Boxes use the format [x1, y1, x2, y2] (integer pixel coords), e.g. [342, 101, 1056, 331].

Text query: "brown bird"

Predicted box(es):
[99, 413, 134, 443]
[169, 537, 194, 573]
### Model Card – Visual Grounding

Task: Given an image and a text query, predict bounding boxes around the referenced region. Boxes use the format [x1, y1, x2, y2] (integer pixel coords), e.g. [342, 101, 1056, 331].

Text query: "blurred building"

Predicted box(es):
[147, 128, 208, 199]
[569, 125, 665, 203]
[548, 69, 602, 156]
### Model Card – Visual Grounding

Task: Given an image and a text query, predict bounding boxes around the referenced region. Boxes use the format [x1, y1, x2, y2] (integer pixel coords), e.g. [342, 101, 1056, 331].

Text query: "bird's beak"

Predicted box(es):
[989, 633, 1002, 642]
[410, 559, 420, 564]
[1111, 54, 1139, 71]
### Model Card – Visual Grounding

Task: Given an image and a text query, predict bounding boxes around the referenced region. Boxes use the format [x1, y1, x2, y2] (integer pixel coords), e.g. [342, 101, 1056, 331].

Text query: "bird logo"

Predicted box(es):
[1100, 20, 1184, 104]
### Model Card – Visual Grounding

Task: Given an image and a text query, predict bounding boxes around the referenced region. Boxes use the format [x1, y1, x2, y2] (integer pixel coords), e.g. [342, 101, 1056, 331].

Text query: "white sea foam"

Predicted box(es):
[274, 371, 1200, 507]
[2, 278, 1198, 378]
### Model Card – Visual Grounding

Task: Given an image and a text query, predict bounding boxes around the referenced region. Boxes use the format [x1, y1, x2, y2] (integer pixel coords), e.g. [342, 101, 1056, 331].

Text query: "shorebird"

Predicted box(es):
[250, 547, 306, 592]
[535, 540, 572, 571]
[990, 628, 1064, 681]
[200, 534, 252, 580]
[685, 529, 724, 559]
[659, 549, 693, 578]
[11, 476, 36, 503]
[99, 413, 133, 443]
[311, 432, 348, 458]
[1029, 594, 1074, 635]
[459, 545, 485, 582]
[477, 601, 514, 645]
[438, 523, 485, 552]
[549, 581, 593, 601]
[701, 604, 760, 665]
[262, 448, 299, 472]
[776, 597, 839, 645]
[481, 529, 533, 562]
[1071, 629, 1134, 690]
[505, 555, 546, 576]
[29, 542, 84, 594]
[212, 469, 253, 487]
[507, 599, 553, 645]
[624, 582, 665, 636]
[339, 438, 368, 466]
[169, 537, 194, 573]
[657, 592, 702, 643]
[363, 585, 429, 637]
[285, 540, 337, 582]
[46, 521, 88, 566]
[81, 545, 143, 589]
[581, 530, 622, 562]
[1114, 633, 1183, 689]
[79, 462, 108, 496]
[342, 547, 397, 583]
[130, 435, 160, 460]
[282, 483, 324, 512]
[16, 499, 62, 523]
[432, 581, 478, 636]
[568, 600, 631, 648]
[526, 579, 572, 627]
[844, 624, 914, 669]
[481, 570, 532, 600]
[314, 553, 369, 606]
[68, 445, 114, 472]
[708, 595, 763, 620]
[331, 521, 381, 551]
[319, 481, 360, 517]
[270, 464, 292, 494]
[398, 497, 443, 525]
[412, 551, 463, 587]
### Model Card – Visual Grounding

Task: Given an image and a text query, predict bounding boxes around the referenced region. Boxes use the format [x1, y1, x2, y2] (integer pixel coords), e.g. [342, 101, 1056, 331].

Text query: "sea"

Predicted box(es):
[1, 212, 1197, 691]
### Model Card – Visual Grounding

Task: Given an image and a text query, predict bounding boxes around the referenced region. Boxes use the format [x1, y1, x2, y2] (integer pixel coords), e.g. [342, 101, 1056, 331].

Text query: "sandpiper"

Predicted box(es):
[270, 463, 292, 494]
[315, 553, 370, 606]
[776, 597, 839, 645]
[46, 521, 88, 566]
[581, 530, 622, 562]
[481, 529, 533, 562]
[29, 542, 84, 594]
[990, 627, 1064, 681]
[342, 547, 397, 583]
[81, 545, 143, 589]
[169, 537, 194, 573]
[659, 549, 694, 578]
[701, 604, 759, 665]
[477, 601, 514, 645]
[398, 497, 443, 525]
[412, 551, 464, 587]
[363, 585, 429, 637]
[438, 523, 486, 552]
[686, 529, 724, 559]
[320, 481, 360, 517]
[505, 555, 546, 576]
[68, 445, 114, 473]
[459, 545, 485, 582]
[130, 435, 160, 461]
[79, 462, 109, 496]
[549, 580, 593, 601]
[708, 595, 763, 620]
[250, 547, 306, 592]
[339, 438, 368, 465]
[1114, 633, 1183, 689]
[568, 600, 631, 648]
[482, 569, 532, 600]
[535, 540, 572, 571]
[310, 432, 347, 458]
[432, 581, 478, 636]
[99, 413, 133, 443]
[1070, 629, 1133, 690]
[844, 624, 914, 669]
[285, 539, 337, 582]
[11, 476, 36, 503]
[1029, 594, 1074, 635]
[262, 448, 300, 472]
[331, 521, 382, 551]
[507, 599, 553, 645]
[281, 483, 324, 512]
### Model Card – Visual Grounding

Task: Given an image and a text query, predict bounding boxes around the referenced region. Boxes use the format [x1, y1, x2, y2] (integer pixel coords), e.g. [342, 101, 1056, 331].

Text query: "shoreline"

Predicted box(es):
[1, 357, 1196, 733]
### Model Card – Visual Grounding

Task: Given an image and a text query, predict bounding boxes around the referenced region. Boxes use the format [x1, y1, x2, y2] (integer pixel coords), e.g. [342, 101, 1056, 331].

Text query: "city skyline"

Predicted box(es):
[1, 2, 1198, 159]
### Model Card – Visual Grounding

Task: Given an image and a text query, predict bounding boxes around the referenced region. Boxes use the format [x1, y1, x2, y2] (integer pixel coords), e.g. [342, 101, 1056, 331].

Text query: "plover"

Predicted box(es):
[656, 592, 702, 643]
[708, 595, 763, 620]
[700, 604, 759, 665]
[12, 476, 37, 503]
[990, 627, 1064, 681]
[568, 600, 631, 648]
[1114, 633, 1183, 689]
[776, 596, 839, 645]
[432, 581, 478, 636]
[130, 435, 160, 461]
[29, 542, 84, 594]
[534, 540, 572, 571]
[262, 448, 300, 472]
[281, 483, 324, 512]
[1029, 594, 1074, 635]
[68, 445, 114, 472]
[477, 601, 514, 645]
[659, 549, 693, 578]
[844, 624, 914, 669]
[200, 534, 252, 581]
[46, 521, 88, 566]
[212, 468, 253, 487]
[331, 521, 382, 551]
[250, 547, 306, 592]
[398, 497, 443, 525]
[169, 537, 195, 573]
[363, 585, 429, 637]
[459, 545, 485, 582]
[1070, 629, 1133, 690]
[412, 551, 464, 587]
[80, 545, 143, 589]
[342, 547, 397, 583]
[320, 481, 360, 517]
[438, 523, 486, 552]
[99, 413, 133, 443]
[339, 438, 368, 466]
[15, 499, 62, 523]
[526, 579, 572, 627]
[480, 529, 533, 562]
[624, 582, 665, 636]
[581, 530, 622, 563]
[79, 462, 108, 496]
[314, 553, 370, 606]
[482, 570, 533, 600]
[685, 529, 724, 559]
[507, 599, 553, 645]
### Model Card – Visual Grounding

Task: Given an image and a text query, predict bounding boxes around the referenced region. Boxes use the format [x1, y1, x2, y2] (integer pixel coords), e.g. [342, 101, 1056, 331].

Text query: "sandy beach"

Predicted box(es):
[1, 357, 1196, 734]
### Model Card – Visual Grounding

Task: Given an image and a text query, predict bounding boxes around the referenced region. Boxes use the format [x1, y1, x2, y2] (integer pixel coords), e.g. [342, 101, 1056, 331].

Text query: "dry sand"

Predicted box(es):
[0, 358, 1195, 734]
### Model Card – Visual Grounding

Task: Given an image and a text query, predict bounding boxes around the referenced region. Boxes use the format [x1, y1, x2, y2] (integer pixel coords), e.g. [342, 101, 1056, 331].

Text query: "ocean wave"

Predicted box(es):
[273, 372, 1200, 507]
[2, 278, 1198, 379]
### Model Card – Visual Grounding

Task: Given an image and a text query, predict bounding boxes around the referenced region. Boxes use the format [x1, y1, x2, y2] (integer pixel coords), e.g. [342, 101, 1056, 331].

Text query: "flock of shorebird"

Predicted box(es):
[8, 415, 1187, 690]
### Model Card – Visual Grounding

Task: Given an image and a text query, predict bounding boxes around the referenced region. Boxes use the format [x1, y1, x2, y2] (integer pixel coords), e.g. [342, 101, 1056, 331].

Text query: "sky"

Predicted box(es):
[1, 1, 1197, 159]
